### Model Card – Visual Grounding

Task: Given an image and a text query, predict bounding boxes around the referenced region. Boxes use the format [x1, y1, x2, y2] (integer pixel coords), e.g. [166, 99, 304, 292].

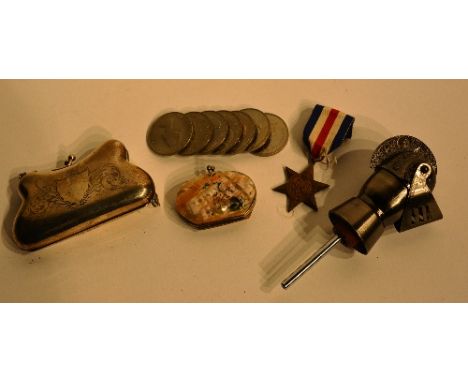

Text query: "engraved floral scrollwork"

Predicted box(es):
[25, 164, 128, 216]
[27, 183, 58, 215]
[89, 165, 128, 191]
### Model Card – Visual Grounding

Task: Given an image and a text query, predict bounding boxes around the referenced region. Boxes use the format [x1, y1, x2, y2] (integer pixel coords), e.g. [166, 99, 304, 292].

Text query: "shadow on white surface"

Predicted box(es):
[259, 107, 392, 292]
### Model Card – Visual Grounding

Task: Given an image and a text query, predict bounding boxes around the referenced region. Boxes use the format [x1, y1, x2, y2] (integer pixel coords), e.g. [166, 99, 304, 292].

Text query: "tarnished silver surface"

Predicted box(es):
[13, 140, 157, 251]
[230, 111, 257, 154]
[409, 163, 432, 198]
[241, 108, 271, 152]
[147, 112, 193, 155]
[281, 135, 443, 289]
[330, 139, 442, 251]
[149, 109, 287, 157]
[180, 112, 214, 155]
[395, 162, 443, 232]
[214, 111, 243, 154]
[253, 113, 289, 156]
[200, 111, 229, 154]
[370, 135, 437, 173]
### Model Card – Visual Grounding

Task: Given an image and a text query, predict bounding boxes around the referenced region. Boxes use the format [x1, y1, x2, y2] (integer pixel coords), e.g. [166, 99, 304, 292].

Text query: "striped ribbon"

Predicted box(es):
[302, 104, 355, 161]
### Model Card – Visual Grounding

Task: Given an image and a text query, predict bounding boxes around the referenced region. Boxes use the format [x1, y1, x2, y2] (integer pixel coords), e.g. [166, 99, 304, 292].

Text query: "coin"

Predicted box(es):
[253, 113, 289, 156]
[179, 112, 214, 155]
[147, 112, 193, 155]
[229, 111, 257, 154]
[241, 108, 271, 152]
[200, 111, 229, 154]
[214, 111, 243, 154]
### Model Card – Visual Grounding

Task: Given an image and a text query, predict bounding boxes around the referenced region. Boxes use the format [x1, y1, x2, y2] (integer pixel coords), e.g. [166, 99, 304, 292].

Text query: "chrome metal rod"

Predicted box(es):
[281, 235, 342, 289]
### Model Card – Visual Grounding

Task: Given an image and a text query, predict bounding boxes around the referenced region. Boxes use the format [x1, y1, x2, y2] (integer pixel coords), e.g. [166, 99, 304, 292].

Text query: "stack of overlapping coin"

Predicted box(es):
[147, 108, 289, 157]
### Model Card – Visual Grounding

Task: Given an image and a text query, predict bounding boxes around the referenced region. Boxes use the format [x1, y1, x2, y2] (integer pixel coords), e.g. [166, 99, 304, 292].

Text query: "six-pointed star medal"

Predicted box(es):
[273, 164, 329, 212]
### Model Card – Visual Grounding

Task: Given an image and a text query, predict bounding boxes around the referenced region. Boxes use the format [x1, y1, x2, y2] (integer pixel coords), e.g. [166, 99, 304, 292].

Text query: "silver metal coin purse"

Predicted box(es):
[12, 140, 158, 251]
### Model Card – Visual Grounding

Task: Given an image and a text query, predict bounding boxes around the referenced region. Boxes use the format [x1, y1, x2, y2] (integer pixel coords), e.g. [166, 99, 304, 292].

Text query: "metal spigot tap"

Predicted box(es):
[282, 136, 443, 289]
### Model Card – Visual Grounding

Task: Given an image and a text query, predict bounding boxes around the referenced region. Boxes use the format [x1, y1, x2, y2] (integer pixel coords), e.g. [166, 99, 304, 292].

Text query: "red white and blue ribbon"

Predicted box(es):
[303, 104, 355, 161]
